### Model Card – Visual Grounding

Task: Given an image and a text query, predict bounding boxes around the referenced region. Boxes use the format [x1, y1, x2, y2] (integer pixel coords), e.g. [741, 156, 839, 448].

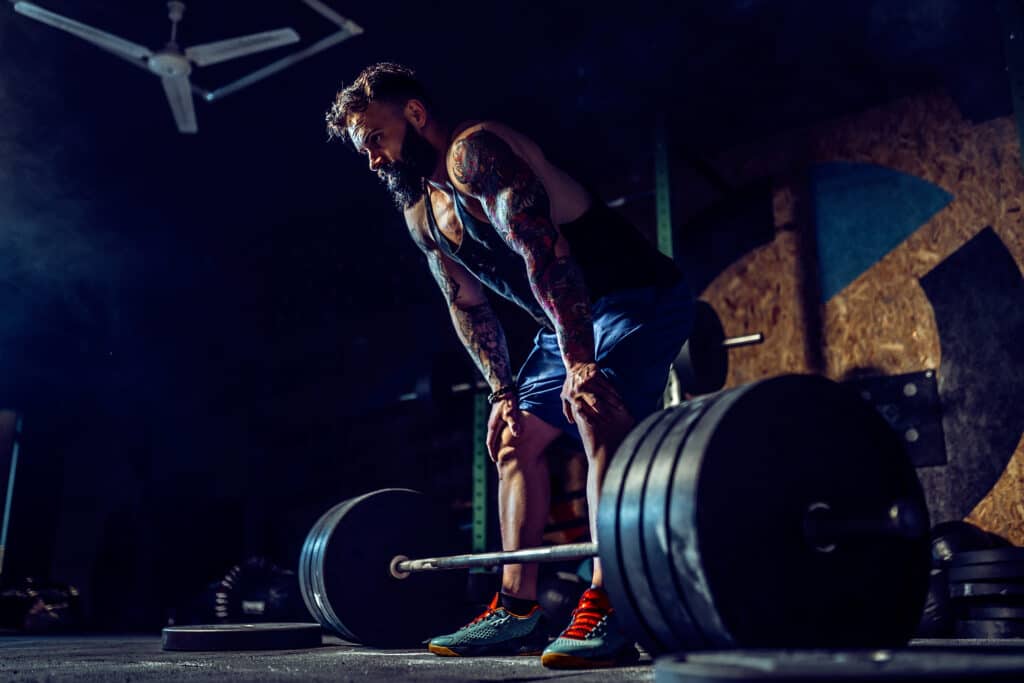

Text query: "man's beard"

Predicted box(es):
[377, 123, 438, 211]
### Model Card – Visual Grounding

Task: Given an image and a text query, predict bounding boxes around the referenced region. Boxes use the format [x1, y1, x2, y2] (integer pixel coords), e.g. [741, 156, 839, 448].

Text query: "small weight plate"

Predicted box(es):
[161, 623, 321, 651]
[655, 651, 1024, 681]
[966, 607, 1024, 620]
[948, 562, 1024, 583]
[949, 582, 1024, 600]
[950, 548, 1024, 567]
[956, 619, 1024, 639]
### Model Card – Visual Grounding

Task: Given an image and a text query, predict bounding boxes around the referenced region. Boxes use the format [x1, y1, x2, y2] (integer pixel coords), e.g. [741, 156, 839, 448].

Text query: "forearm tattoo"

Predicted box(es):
[424, 249, 512, 390]
[451, 130, 595, 367]
[426, 250, 462, 304]
[452, 303, 515, 391]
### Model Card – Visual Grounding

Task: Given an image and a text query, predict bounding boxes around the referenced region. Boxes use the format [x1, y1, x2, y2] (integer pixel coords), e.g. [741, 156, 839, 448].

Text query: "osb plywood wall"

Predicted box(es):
[700, 92, 1024, 542]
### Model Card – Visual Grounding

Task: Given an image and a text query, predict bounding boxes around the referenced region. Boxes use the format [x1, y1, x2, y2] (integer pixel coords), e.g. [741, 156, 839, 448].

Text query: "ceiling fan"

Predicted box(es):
[13, 1, 301, 133]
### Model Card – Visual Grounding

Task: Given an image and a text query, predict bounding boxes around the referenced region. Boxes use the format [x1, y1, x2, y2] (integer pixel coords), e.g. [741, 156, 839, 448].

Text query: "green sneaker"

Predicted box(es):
[541, 587, 639, 669]
[428, 593, 548, 657]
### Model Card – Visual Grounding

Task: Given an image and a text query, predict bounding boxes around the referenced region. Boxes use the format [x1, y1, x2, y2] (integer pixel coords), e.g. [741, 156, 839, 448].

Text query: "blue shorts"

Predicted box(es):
[515, 277, 695, 445]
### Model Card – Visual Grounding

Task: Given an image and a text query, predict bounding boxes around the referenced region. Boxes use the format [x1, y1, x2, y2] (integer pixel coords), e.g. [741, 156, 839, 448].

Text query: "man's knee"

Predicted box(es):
[494, 413, 559, 469]
[571, 403, 635, 458]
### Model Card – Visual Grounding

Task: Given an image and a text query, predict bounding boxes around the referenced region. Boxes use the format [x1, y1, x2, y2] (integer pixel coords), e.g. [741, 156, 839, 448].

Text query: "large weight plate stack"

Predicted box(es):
[599, 374, 931, 654]
[298, 489, 463, 646]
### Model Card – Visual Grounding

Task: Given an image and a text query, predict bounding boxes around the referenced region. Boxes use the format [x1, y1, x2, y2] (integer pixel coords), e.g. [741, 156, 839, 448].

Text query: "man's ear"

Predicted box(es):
[404, 99, 429, 130]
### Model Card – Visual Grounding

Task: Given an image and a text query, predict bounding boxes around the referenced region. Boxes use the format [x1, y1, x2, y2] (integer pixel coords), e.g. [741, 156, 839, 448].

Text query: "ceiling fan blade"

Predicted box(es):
[184, 28, 299, 67]
[205, 28, 358, 102]
[13, 1, 152, 61]
[161, 76, 198, 134]
[301, 0, 363, 33]
[95, 44, 213, 102]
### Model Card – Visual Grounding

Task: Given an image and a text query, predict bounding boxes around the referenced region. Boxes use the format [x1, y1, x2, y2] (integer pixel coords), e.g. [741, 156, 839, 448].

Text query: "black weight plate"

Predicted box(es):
[956, 619, 1024, 639]
[949, 563, 1024, 583]
[308, 497, 359, 639]
[950, 548, 1024, 567]
[639, 396, 719, 652]
[314, 489, 464, 647]
[623, 398, 721, 653]
[949, 582, 1024, 600]
[672, 301, 727, 396]
[598, 407, 675, 655]
[966, 607, 1024, 620]
[617, 406, 680, 652]
[671, 375, 930, 648]
[162, 623, 322, 651]
[299, 498, 348, 631]
[654, 651, 1024, 682]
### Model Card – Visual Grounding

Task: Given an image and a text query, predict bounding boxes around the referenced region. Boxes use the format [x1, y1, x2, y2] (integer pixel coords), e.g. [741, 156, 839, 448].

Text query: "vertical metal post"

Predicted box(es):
[655, 112, 674, 258]
[656, 114, 679, 408]
[0, 415, 23, 580]
[471, 394, 489, 561]
[998, 0, 1024, 172]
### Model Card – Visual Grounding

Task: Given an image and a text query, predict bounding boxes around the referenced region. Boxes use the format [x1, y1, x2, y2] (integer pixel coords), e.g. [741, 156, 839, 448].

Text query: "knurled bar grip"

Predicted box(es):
[390, 541, 597, 579]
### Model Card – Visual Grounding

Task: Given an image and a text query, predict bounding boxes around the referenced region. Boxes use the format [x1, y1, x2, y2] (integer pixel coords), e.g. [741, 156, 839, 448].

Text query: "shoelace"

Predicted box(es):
[459, 596, 502, 630]
[563, 595, 609, 639]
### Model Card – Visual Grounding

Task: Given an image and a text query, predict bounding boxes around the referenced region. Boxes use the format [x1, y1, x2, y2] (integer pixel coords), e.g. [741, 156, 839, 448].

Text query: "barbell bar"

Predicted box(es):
[389, 542, 597, 579]
[721, 332, 764, 348]
[388, 499, 924, 578]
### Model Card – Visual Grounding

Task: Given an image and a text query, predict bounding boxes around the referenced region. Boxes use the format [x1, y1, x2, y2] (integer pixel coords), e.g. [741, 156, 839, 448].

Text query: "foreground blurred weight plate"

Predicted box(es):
[161, 623, 321, 651]
[654, 651, 1024, 682]
[949, 582, 1024, 600]
[599, 374, 930, 654]
[956, 619, 1024, 639]
[300, 489, 463, 646]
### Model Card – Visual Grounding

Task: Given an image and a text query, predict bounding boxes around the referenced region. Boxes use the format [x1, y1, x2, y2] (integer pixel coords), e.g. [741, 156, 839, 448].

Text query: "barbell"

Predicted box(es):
[299, 374, 931, 652]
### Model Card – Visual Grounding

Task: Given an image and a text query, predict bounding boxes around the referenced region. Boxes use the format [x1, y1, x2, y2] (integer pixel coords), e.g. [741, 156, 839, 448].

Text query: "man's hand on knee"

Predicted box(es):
[561, 361, 629, 427]
[487, 395, 522, 462]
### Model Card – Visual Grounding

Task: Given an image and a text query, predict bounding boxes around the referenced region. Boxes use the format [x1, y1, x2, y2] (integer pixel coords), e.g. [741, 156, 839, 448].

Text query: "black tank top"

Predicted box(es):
[423, 182, 681, 331]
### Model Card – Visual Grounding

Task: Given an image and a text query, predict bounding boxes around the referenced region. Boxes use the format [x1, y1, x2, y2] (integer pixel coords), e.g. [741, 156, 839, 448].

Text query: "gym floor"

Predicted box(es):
[5, 637, 1024, 682]
[0, 634, 655, 682]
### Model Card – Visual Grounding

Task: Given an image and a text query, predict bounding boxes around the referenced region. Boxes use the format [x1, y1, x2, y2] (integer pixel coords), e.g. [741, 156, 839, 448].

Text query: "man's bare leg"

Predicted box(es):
[495, 410, 562, 600]
[573, 405, 635, 588]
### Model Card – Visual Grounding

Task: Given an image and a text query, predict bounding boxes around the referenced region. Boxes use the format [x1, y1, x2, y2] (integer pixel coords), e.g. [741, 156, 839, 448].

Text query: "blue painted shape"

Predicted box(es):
[810, 161, 953, 301]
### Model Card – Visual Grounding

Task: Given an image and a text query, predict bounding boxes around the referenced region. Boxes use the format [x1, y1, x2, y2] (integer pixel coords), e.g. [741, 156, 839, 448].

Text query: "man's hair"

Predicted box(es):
[325, 62, 432, 146]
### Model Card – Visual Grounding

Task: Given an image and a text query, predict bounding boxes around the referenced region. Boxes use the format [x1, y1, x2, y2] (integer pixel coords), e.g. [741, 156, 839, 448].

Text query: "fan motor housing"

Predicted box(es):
[149, 51, 191, 78]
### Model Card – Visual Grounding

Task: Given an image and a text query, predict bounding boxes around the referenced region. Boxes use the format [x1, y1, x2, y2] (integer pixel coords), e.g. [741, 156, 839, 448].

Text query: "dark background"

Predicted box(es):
[0, 0, 1012, 629]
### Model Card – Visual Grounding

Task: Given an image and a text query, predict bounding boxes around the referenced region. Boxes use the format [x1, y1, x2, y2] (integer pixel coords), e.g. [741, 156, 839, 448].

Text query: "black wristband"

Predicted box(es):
[487, 384, 518, 405]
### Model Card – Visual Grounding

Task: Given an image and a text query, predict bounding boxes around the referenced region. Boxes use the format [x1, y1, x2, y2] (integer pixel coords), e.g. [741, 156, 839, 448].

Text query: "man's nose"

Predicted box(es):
[368, 154, 384, 171]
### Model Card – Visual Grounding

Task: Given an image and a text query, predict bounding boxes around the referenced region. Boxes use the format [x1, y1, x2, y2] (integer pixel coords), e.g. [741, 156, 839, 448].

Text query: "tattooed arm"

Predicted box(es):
[446, 129, 595, 370]
[404, 201, 516, 394]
